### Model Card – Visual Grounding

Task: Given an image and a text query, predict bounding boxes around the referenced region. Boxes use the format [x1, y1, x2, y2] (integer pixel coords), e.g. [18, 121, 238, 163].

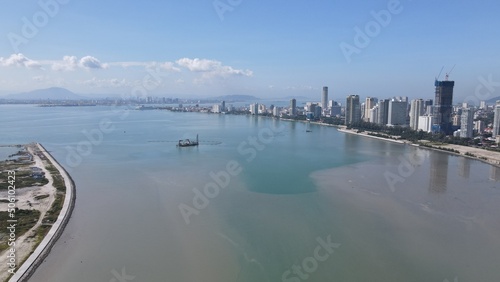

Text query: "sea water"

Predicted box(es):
[1, 105, 499, 281]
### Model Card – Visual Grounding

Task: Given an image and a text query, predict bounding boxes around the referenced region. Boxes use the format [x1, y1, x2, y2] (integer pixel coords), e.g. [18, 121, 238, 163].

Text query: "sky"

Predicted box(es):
[0, 0, 499, 103]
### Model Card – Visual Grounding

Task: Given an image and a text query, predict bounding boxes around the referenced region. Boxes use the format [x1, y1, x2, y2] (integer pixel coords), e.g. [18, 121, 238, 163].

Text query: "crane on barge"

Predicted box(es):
[177, 134, 199, 147]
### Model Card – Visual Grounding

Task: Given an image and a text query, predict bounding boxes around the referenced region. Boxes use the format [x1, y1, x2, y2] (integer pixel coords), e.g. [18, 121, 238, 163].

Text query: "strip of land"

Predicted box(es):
[0, 143, 75, 282]
[337, 126, 500, 167]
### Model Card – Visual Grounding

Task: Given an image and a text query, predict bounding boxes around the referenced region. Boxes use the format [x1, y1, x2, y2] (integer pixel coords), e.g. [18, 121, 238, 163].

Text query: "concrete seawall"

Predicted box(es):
[9, 143, 76, 282]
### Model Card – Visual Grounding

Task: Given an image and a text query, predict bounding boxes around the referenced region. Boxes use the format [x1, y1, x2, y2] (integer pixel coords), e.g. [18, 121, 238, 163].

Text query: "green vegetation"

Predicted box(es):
[0, 168, 49, 190]
[34, 194, 50, 200]
[43, 193, 65, 224]
[344, 121, 481, 147]
[0, 156, 49, 190]
[0, 209, 41, 252]
[465, 152, 475, 157]
[45, 164, 65, 191]
[418, 142, 460, 153]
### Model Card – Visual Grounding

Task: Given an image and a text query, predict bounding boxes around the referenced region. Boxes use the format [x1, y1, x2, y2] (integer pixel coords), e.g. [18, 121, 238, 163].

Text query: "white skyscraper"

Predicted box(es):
[460, 107, 474, 138]
[212, 104, 221, 113]
[418, 115, 434, 132]
[250, 103, 259, 115]
[321, 87, 328, 112]
[273, 106, 280, 117]
[364, 97, 376, 122]
[369, 106, 379, 124]
[493, 101, 500, 137]
[409, 99, 425, 130]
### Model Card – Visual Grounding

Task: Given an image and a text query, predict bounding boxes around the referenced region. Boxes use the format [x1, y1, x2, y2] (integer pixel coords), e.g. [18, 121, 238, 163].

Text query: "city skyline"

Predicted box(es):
[0, 1, 499, 101]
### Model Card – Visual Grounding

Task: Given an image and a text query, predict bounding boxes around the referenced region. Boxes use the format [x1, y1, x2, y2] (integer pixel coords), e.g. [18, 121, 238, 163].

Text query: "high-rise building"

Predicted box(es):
[314, 105, 322, 119]
[474, 120, 485, 134]
[409, 99, 425, 130]
[290, 99, 297, 116]
[212, 104, 221, 113]
[273, 106, 280, 117]
[377, 99, 390, 125]
[330, 101, 341, 117]
[424, 99, 433, 115]
[418, 115, 434, 132]
[434, 79, 455, 134]
[364, 97, 376, 122]
[221, 100, 226, 112]
[492, 101, 500, 137]
[480, 100, 486, 109]
[258, 104, 266, 114]
[369, 106, 379, 124]
[460, 107, 474, 138]
[250, 103, 259, 115]
[452, 114, 461, 127]
[328, 100, 335, 108]
[345, 95, 361, 125]
[322, 87, 328, 111]
[388, 98, 408, 126]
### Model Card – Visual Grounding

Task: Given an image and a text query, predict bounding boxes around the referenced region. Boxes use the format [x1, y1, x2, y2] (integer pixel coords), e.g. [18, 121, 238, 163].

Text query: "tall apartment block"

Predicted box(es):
[346, 95, 361, 125]
[434, 80, 455, 134]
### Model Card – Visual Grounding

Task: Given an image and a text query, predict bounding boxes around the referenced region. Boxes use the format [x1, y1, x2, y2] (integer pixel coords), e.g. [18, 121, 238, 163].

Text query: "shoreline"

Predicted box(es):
[335, 127, 407, 145]
[8, 143, 76, 282]
[334, 125, 500, 168]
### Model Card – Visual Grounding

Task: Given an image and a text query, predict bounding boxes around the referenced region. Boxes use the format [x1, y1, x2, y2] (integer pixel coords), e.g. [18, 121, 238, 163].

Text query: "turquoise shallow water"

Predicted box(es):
[1, 105, 499, 281]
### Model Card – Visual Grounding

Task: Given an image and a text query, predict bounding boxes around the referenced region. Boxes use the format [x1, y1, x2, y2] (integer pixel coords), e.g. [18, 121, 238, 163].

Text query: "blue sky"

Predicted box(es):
[1, 0, 499, 103]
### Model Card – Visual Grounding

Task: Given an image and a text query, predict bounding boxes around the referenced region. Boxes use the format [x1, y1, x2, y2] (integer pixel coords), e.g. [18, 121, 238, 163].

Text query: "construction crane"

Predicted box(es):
[445, 64, 456, 81]
[436, 66, 444, 81]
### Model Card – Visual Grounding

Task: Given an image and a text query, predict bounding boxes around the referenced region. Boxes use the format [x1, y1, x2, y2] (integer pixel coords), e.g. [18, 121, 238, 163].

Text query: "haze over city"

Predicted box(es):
[1, 0, 500, 101]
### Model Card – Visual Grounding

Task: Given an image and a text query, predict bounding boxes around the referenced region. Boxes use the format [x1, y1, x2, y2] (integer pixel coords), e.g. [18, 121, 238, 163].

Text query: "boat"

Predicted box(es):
[177, 135, 199, 147]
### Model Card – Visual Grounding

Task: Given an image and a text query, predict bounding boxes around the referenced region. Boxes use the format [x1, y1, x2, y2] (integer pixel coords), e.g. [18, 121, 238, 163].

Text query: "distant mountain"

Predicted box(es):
[486, 96, 500, 104]
[5, 87, 85, 100]
[212, 95, 260, 102]
[283, 95, 312, 100]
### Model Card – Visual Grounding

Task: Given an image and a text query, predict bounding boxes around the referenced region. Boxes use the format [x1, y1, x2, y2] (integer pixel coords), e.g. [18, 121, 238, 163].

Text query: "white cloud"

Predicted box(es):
[1, 54, 252, 79]
[0, 53, 42, 69]
[52, 55, 79, 71]
[157, 61, 180, 72]
[79, 56, 108, 69]
[176, 58, 253, 78]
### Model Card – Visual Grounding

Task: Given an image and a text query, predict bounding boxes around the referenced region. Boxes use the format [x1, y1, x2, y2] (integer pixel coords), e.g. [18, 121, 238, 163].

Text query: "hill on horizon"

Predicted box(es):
[5, 87, 86, 100]
[212, 95, 260, 102]
[486, 96, 500, 104]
